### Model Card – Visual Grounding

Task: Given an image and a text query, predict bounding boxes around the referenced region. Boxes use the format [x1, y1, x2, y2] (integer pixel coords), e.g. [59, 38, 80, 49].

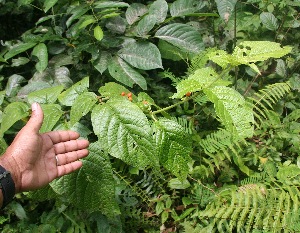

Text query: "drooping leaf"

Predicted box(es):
[93, 51, 111, 74]
[50, 142, 120, 216]
[135, 15, 157, 36]
[155, 23, 204, 53]
[70, 92, 98, 126]
[154, 119, 192, 180]
[28, 85, 64, 104]
[11, 57, 30, 67]
[125, 3, 148, 25]
[4, 42, 37, 60]
[40, 104, 63, 133]
[43, 0, 59, 12]
[93, 1, 129, 9]
[94, 25, 104, 41]
[91, 98, 157, 168]
[215, 0, 237, 22]
[58, 77, 89, 106]
[204, 86, 254, 138]
[148, 0, 168, 24]
[168, 178, 191, 189]
[170, 0, 204, 17]
[98, 82, 131, 98]
[32, 43, 48, 73]
[260, 12, 279, 31]
[79, 16, 96, 29]
[66, 5, 89, 28]
[118, 41, 163, 70]
[0, 102, 29, 135]
[172, 67, 231, 98]
[108, 56, 147, 90]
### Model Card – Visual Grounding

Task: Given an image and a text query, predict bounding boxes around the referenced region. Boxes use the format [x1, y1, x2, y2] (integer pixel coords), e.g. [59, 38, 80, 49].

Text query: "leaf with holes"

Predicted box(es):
[50, 142, 120, 216]
[40, 104, 63, 133]
[155, 23, 204, 53]
[232, 41, 292, 64]
[118, 42, 163, 70]
[154, 119, 192, 180]
[70, 92, 98, 126]
[91, 98, 158, 168]
[0, 102, 29, 135]
[108, 56, 147, 90]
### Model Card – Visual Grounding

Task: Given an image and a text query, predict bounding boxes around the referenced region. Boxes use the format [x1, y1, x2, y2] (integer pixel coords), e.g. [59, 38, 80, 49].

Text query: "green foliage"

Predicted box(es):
[0, 0, 300, 231]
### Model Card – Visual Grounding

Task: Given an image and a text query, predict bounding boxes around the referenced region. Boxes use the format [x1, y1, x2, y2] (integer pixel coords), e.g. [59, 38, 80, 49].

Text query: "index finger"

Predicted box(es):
[42, 130, 80, 144]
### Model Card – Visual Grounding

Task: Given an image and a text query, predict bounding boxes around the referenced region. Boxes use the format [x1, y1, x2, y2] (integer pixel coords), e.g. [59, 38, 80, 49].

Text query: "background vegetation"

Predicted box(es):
[0, 0, 300, 232]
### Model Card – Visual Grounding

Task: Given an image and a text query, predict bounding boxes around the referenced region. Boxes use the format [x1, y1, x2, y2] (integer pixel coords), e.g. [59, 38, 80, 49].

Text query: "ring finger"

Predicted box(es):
[55, 149, 89, 166]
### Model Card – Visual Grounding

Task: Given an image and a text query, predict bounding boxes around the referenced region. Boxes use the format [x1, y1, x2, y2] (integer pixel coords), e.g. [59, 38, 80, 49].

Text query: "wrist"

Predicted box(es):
[0, 153, 21, 193]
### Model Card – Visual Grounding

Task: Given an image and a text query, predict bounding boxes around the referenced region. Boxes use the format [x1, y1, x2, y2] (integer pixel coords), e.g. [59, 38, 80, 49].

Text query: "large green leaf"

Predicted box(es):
[260, 12, 279, 31]
[148, 0, 168, 24]
[118, 42, 163, 70]
[125, 3, 148, 25]
[58, 77, 89, 106]
[154, 119, 192, 180]
[27, 85, 64, 104]
[32, 43, 48, 73]
[70, 92, 98, 126]
[50, 142, 120, 216]
[40, 104, 63, 133]
[108, 56, 147, 90]
[4, 42, 37, 60]
[204, 86, 254, 138]
[170, 0, 204, 17]
[135, 15, 157, 36]
[155, 23, 204, 53]
[0, 102, 29, 135]
[215, 0, 237, 22]
[43, 0, 59, 12]
[91, 98, 157, 168]
[172, 67, 231, 98]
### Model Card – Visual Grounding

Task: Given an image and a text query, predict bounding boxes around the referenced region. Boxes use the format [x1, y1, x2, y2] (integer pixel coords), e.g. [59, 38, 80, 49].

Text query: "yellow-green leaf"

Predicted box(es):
[94, 25, 104, 41]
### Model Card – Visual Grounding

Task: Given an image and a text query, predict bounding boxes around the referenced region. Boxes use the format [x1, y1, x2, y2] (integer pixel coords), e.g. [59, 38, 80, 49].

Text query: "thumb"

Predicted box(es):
[25, 103, 44, 133]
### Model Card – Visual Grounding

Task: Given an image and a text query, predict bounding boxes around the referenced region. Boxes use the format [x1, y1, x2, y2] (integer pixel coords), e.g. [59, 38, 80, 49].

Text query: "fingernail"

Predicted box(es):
[32, 102, 38, 111]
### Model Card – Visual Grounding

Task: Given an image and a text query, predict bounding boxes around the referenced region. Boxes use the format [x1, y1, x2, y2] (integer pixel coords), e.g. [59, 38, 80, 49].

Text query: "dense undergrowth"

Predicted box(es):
[0, 0, 300, 232]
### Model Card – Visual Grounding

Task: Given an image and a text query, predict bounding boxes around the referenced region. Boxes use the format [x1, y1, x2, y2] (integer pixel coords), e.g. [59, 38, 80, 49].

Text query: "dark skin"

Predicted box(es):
[0, 103, 90, 207]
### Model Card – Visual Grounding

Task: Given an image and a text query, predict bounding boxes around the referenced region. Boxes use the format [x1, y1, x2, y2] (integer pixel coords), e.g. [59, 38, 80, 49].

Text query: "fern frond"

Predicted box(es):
[247, 82, 291, 126]
[171, 116, 194, 134]
[198, 184, 300, 232]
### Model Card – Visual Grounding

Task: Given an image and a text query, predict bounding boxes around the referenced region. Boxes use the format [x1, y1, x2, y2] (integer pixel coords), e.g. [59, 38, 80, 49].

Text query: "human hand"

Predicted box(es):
[0, 103, 89, 193]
